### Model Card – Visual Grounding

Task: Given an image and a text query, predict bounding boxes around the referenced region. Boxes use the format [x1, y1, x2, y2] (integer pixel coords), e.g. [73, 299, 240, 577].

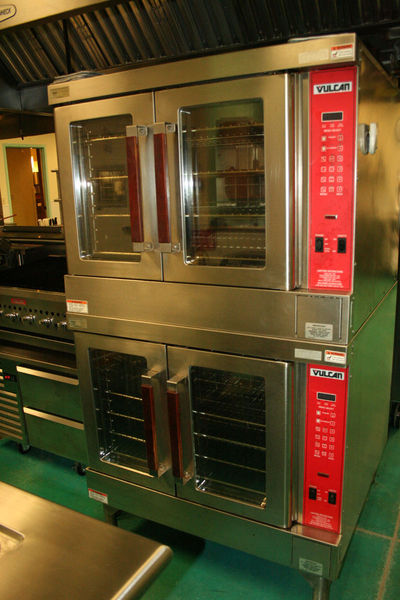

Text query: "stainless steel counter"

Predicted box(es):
[0, 482, 172, 599]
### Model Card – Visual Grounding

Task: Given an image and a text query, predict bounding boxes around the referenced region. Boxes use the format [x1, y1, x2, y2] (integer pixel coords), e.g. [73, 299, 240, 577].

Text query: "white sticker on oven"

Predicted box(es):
[88, 488, 108, 504]
[49, 85, 70, 100]
[305, 322, 333, 341]
[298, 48, 329, 65]
[331, 44, 354, 60]
[325, 350, 347, 365]
[68, 317, 88, 329]
[295, 349, 322, 361]
[66, 299, 88, 314]
[299, 557, 323, 576]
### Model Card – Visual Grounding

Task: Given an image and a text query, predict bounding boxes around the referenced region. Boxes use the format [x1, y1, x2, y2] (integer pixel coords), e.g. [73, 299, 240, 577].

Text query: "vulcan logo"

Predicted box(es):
[0, 4, 16, 23]
[313, 81, 352, 95]
[310, 368, 345, 380]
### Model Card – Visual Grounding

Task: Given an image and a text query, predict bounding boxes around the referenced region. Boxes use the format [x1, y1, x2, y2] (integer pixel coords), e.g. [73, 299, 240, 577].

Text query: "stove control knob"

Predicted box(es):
[5, 312, 19, 322]
[39, 317, 54, 328]
[56, 320, 68, 330]
[21, 314, 36, 324]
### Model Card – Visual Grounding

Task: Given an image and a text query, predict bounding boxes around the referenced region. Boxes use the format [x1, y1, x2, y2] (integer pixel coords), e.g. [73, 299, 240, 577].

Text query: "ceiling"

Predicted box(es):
[0, 1, 400, 112]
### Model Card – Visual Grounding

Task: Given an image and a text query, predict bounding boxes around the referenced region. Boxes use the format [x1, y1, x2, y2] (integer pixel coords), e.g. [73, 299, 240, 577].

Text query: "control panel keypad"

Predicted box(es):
[303, 365, 348, 533]
[309, 67, 357, 292]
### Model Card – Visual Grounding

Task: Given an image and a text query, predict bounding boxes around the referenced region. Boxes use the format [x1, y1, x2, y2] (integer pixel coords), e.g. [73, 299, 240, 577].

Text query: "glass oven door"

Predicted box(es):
[56, 94, 162, 280]
[155, 75, 294, 290]
[74, 333, 174, 494]
[166, 347, 292, 527]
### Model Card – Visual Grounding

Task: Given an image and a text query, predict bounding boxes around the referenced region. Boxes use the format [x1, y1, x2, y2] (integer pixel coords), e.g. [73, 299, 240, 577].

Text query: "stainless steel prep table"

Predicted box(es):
[0, 482, 172, 599]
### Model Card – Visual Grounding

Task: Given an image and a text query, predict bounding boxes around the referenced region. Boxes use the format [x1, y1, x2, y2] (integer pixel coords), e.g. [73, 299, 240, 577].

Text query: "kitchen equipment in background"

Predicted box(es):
[0, 225, 86, 465]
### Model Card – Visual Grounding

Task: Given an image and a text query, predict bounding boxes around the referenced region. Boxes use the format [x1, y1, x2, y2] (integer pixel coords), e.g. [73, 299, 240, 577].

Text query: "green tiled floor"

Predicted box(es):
[1, 428, 400, 599]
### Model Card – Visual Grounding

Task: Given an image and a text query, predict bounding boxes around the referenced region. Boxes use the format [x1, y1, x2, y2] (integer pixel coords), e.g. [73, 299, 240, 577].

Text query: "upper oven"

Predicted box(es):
[55, 74, 295, 290]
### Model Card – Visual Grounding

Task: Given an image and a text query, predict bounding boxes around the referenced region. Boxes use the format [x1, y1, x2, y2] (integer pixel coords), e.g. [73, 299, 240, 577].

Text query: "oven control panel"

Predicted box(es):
[0, 294, 72, 341]
[302, 364, 348, 533]
[308, 66, 357, 292]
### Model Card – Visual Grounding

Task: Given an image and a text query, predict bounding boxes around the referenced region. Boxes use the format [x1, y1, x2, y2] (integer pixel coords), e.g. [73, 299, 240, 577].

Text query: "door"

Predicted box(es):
[6, 147, 39, 225]
[154, 75, 294, 290]
[55, 94, 162, 280]
[74, 332, 174, 493]
[166, 347, 292, 527]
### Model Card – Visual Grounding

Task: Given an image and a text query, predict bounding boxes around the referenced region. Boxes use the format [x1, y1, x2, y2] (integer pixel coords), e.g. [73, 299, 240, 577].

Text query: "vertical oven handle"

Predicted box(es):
[126, 125, 153, 252]
[152, 122, 181, 254]
[141, 370, 163, 475]
[167, 374, 190, 482]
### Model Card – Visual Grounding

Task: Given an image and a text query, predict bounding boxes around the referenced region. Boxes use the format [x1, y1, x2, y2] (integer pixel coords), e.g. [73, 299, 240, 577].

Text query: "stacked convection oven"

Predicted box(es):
[49, 33, 399, 598]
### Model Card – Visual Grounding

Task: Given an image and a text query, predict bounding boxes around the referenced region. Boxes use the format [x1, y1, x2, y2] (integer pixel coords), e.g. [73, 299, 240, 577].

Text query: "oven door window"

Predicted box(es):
[70, 114, 136, 261]
[89, 349, 149, 472]
[180, 99, 265, 268]
[190, 365, 266, 507]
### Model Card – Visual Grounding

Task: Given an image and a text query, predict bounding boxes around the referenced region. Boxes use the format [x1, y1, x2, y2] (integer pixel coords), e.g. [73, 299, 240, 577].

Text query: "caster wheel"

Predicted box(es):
[393, 404, 400, 429]
[17, 443, 31, 454]
[74, 462, 86, 476]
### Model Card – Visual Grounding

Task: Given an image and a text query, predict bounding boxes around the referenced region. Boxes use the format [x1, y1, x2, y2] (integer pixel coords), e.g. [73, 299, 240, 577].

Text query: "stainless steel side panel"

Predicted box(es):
[65, 276, 351, 359]
[155, 74, 294, 290]
[48, 33, 358, 105]
[351, 51, 400, 332]
[337, 285, 397, 570]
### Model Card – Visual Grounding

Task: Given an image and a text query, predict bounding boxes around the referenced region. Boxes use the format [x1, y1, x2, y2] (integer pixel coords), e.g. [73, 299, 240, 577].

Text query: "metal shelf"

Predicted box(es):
[192, 169, 264, 177]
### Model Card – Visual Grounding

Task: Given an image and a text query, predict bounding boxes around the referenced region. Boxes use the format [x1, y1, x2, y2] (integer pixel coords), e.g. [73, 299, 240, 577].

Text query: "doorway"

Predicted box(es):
[5, 146, 48, 226]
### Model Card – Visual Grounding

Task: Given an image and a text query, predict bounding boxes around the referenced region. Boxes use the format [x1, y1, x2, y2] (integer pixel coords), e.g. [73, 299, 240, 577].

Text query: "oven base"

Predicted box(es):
[86, 468, 341, 581]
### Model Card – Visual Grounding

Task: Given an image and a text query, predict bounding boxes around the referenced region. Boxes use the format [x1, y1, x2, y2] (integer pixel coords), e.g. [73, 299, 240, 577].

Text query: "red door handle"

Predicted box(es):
[141, 382, 158, 473]
[126, 131, 144, 245]
[153, 131, 171, 245]
[167, 389, 183, 479]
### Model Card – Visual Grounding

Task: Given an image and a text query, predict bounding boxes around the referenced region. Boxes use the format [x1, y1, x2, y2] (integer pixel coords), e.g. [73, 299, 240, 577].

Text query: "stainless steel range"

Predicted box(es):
[0, 226, 86, 463]
[49, 33, 399, 599]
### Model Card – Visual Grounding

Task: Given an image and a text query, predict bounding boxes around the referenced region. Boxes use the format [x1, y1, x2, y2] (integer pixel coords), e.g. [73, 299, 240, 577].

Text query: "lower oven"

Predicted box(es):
[75, 332, 320, 530]
[66, 272, 396, 593]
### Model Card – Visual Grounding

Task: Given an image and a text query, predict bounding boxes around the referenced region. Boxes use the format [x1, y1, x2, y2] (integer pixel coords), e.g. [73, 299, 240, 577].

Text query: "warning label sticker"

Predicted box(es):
[88, 488, 108, 504]
[331, 44, 354, 60]
[308, 511, 334, 530]
[325, 350, 347, 365]
[315, 269, 345, 288]
[66, 299, 88, 314]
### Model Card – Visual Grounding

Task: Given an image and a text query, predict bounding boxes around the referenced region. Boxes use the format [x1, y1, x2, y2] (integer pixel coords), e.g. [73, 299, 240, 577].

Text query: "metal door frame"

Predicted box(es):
[74, 331, 174, 494]
[155, 74, 295, 290]
[55, 94, 162, 280]
[167, 346, 293, 527]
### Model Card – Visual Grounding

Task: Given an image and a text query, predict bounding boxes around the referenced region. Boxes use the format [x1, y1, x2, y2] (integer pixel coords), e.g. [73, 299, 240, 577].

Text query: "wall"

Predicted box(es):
[0, 133, 60, 223]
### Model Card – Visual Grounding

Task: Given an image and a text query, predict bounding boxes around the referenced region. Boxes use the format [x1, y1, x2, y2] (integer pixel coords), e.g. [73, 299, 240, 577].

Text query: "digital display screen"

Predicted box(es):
[322, 111, 343, 122]
[317, 392, 336, 402]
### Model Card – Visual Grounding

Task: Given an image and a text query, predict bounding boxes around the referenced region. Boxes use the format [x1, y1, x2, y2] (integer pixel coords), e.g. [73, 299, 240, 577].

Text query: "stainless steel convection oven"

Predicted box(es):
[49, 33, 400, 598]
